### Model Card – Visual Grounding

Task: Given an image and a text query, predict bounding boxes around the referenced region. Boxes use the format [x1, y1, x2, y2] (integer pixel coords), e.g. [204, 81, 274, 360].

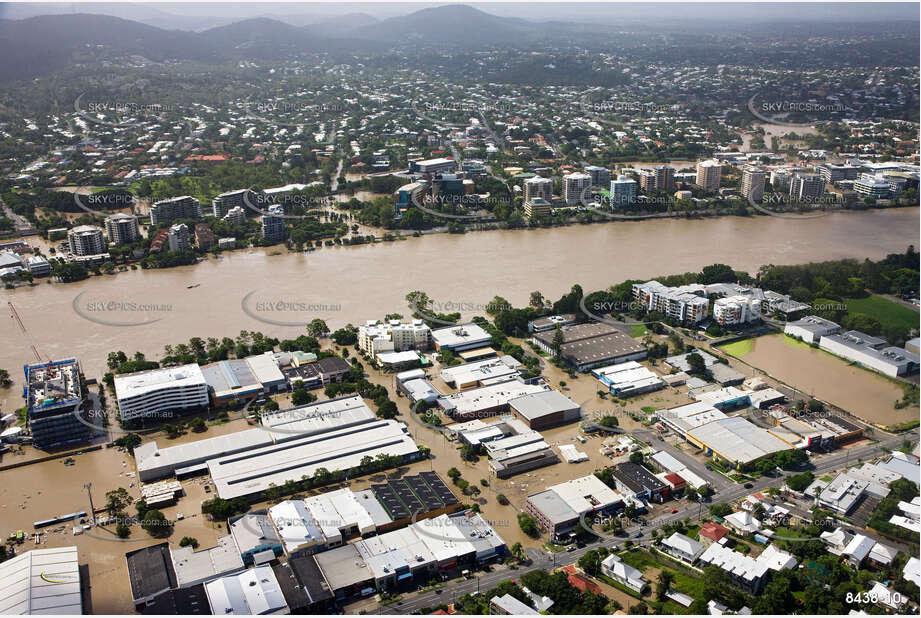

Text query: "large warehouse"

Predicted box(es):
[133, 395, 424, 495]
[508, 390, 581, 430]
[533, 323, 646, 372]
[686, 416, 798, 468]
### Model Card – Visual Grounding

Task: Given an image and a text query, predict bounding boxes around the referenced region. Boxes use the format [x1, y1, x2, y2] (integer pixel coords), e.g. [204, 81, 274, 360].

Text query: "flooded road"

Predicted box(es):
[1, 208, 918, 410]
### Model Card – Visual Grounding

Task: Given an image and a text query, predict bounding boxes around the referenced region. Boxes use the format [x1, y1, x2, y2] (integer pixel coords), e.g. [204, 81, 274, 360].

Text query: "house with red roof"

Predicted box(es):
[699, 521, 730, 547]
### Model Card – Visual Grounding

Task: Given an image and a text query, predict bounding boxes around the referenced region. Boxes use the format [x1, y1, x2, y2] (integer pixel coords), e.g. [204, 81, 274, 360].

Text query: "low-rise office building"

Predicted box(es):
[431, 323, 493, 352]
[525, 475, 624, 542]
[609, 462, 666, 502]
[115, 364, 209, 421]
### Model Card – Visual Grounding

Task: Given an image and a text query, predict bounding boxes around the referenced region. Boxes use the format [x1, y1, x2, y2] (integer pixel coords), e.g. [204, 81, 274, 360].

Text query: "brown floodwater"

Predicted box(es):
[724, 333, 919, 426]
[1, 207, 918, 412]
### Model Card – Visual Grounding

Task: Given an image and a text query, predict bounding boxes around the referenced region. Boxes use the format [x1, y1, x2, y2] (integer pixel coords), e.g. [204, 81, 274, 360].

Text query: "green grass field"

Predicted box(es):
[844, 295, 920, 330]
[719, 338, 754, 357]
[629, 324, 649, 338]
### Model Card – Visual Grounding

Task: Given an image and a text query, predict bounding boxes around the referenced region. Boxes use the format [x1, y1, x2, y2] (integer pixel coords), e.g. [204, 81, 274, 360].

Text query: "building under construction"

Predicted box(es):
[25, 358, 90, 449]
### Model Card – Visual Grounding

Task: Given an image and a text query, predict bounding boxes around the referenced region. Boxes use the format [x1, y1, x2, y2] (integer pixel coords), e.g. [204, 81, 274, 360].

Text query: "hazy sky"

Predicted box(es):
[1, 1, 917, 27]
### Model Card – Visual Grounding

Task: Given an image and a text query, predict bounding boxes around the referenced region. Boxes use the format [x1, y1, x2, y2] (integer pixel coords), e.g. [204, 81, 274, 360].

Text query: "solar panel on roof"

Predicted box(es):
[404, 475, 443, 511]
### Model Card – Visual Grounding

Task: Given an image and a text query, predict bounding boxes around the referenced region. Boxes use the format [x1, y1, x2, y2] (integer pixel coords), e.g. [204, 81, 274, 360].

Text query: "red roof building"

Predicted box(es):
[699, 521, 730, 546]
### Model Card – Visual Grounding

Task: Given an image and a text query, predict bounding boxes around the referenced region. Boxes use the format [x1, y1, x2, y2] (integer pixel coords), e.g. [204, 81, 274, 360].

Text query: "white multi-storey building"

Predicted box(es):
[222, 206, 246, 226]
[713, 295, 762, 325]
[562, 172, 591, 206]
[67, 225, 106, 256]
[105, 213, 141, 245]
[610, 175, 637, 207]
[261, 205, 286, 242]
[741, 167, 766, 203]
[696, 160, 721, 192]
[523, 176, 553, 203]
[114, 364, 209, 421]
[168, 223, 191, 252]
[632, 281, 709, 324]
[358, 319, 433, 357]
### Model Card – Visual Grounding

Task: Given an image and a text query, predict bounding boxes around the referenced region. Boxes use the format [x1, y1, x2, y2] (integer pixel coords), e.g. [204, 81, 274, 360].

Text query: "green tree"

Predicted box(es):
[307, 318, 329, 338]
[105, 488, 131, 516]
[141, 509, 172, 537]
[518, 513, 540, 538]
[0, 368, 12, 388]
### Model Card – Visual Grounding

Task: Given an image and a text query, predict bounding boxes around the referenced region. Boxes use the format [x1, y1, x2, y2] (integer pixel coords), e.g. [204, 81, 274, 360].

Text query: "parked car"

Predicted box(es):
[632, 532, 642, 538]
[744, 483, 754, 489]
[671, 508, 679, 513]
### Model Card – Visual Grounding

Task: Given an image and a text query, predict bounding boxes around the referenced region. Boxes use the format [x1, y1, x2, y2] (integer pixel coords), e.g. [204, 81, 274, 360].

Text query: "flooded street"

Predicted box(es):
[1, 208, 917, 409]
[721, 333, 919, 426]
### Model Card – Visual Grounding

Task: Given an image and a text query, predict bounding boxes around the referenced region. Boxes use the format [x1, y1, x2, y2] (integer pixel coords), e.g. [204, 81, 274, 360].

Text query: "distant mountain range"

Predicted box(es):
[0, 4, 917, 82]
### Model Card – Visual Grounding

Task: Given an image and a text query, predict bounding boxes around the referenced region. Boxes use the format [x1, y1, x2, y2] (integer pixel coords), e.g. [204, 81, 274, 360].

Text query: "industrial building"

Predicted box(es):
[0, 546, 83, 614]
[783, 315, 841, 344]
[203, 566, 288, 615]
[527, 314, 576, 333]
[134, 395, 410, 487]
[440, 356, 521, 389]
[508, 389, 581, 430]
[436, 377, 548, 420]
[126, 543, 178, 606]
[819, 330, 919, 377]
[114, 363, 209, 421]
[485, 430, 559, 478]
[525, 475, 624, 542]
[172, 535, 246, 589]
[24, 358, 90, 449]
[207, 424, 421, 501]
[592, 361, 664, 397]
[685, 416, 797, 468]
[533, 323, 647, 371]
[609, 462, 667, 502]
[313, 511, 505, 600]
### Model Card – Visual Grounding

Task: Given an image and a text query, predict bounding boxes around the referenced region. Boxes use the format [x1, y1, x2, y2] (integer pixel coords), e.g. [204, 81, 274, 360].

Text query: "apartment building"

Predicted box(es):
[741, 167, 767, 203]
[150, 196, 201, 226]
[789, 173, 825, 202]
[631, 281, 709, 324]
[524, 197, 551, 218]
[695, 159, 721, 192]
[211, 189, 254, 218]
[818, 164, 859, 184]
[105, 213, 140, 245]
[222, 206, 246, 226]
[523, 176, 553, 203]
[261, 205, 286, 242]
[358, 319, 433, 357]
[67, 225, 106, 256]
[562, 172, 591, 206]
[713, 295, 761, 325]
[168, 223, 191, 252]
[584, 165, 611, 187]
[610, 175, 637, 207]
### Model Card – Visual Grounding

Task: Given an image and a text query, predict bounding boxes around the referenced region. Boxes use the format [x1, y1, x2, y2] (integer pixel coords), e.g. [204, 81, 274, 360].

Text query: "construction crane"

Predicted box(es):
[9, 301, 45, 363]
